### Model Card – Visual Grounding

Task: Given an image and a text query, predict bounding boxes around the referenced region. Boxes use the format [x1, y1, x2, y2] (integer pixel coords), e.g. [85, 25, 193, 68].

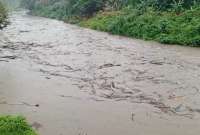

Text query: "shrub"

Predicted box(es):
[135, 0, 199, 12]
[0, 116, 38, 135]
[0, 1, 7, 29]
[81, 7, 200, 46]
[72, 0, 104, 17]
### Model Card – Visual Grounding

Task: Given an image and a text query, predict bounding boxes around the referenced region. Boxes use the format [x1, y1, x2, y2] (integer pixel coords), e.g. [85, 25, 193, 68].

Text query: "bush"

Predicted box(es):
[153, 0, 199, 10]
[81, 7, 200, 46]
[0, 116, 38, 135]
[72, 0, 104, 17]
[0, 1, 7, 29]
[80, 11, 121, 31]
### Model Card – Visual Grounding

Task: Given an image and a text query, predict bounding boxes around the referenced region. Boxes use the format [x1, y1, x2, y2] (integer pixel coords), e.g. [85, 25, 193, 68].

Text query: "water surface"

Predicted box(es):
[0, 11, 200, 135]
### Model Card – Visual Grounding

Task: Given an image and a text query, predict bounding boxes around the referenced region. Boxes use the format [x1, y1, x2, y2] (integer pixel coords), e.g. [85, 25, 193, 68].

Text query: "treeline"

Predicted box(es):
[21, 0, 130, 19]
[0, 1, 7, 29]
[21, 0, 200, 46]
[21, 0, 200, 18]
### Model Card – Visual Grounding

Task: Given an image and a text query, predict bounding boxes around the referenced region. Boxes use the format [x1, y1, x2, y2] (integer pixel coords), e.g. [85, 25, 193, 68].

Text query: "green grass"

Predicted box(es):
[0, 116, 38, 135]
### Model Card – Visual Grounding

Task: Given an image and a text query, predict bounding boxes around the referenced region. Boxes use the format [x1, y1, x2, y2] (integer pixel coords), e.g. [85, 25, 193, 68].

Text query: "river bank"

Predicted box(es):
[1, 11, 200, 135]
[24, 0, 200, 47]
[80, 7, 200, 46]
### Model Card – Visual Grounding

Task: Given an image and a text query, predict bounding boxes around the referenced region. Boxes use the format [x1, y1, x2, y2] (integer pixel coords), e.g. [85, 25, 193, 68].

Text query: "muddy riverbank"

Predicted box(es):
[0, 11, 200, 135]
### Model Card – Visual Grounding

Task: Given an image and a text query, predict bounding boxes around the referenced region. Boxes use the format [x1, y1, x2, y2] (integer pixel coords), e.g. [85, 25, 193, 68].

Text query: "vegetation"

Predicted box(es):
[0, 0, 22, 10]
[0, 116, 38, 135]
[0, 1, 7, 29]
[20, 0, 200, 46]
[81, 7, 200, 46]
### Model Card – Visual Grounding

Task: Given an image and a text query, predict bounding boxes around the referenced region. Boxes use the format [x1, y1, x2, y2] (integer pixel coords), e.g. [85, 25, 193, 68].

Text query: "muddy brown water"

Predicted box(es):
[0, 11, 200, 135]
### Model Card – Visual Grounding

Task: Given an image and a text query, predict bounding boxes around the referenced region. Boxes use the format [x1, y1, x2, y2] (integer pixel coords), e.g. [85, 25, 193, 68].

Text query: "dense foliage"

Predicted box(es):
[0, 1, 7, 29]
[21, 0, 200, 46]
[82, 7, 200, 46]
[20, 0, 140, 18]
[0, 116, 38, 135]
[20, 0, 200, 17]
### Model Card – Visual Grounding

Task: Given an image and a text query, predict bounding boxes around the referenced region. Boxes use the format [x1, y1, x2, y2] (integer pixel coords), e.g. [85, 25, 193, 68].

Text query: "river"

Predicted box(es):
[0, 11, 200, 135]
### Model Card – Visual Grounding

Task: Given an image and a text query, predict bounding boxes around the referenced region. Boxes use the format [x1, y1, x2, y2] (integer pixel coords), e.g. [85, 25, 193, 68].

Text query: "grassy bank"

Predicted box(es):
[20, 0, 200, 47]
[80, 7, 200, 46]
[0, 116, 38, 135]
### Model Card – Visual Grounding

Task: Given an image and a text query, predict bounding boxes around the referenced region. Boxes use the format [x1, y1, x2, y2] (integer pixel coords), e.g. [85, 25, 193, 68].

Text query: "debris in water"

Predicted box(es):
[174, 104, 187, 112]
[131, 113, 135, 122]
[0, 101, 40, 108]
[0, 59, 9, 62]
[0, 55, 17, 59]
[31, 122, 42, 130]
[19, 30, 30, 33]
[150, 60, 164, 65]
[45, 77, 51, 79]
[99, 63, 121, 69]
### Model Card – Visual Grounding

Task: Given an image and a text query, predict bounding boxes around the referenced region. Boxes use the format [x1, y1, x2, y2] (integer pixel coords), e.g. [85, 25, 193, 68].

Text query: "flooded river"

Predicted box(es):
[0, 11, 200, 135]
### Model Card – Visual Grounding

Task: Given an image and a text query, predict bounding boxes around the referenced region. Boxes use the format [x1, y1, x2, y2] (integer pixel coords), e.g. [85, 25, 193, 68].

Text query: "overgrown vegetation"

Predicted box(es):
[0, 0, 22, 10]
[20, 0, 200, 46]
[82, 7, 200, 46]
[0, 1, 8, 29]
[0, 116, 38, 135]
